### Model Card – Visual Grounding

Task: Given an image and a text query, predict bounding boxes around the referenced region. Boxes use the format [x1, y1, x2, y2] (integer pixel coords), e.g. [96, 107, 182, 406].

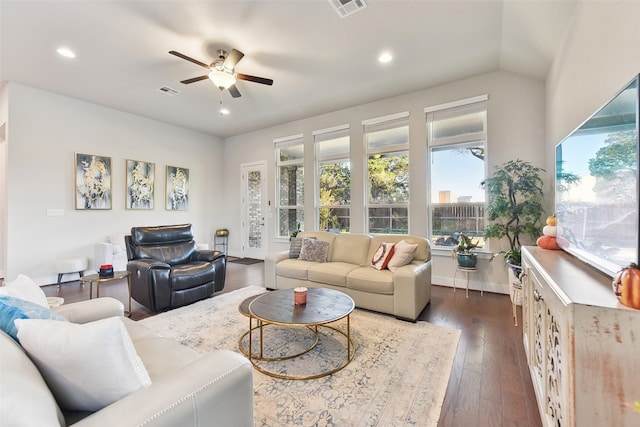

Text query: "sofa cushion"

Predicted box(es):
[387, 240, 418, 272]
[0, 330, 66, 426]
[276, 258, 318, 280]
[331, 233, 371, 265]
[15, 317, 152, 412]
[0, 296, 67, 341]
[370, 242, 395, 270]
[308, 262, 360, 287]
[299, 238, 329, 263]
[0, 274, 48, 307]
[346, 267, 394, 294]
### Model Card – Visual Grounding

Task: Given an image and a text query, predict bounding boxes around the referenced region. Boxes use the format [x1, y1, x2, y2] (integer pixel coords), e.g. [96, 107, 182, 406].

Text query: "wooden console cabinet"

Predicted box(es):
[521, 246, 640, 427]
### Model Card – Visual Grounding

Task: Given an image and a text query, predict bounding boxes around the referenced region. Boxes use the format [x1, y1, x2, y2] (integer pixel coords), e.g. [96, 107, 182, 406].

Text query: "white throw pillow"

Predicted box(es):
[387, 240, 418, 272]
[0, 274, 48, 307]
[15, 317, 152, 411]
[370, 242, 395, 270]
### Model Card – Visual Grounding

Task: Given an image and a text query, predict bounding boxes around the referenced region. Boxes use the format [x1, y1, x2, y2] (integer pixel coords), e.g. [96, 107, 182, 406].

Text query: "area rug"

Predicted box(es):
[229, 257, 264, 265]
[140, 286, 460, 427]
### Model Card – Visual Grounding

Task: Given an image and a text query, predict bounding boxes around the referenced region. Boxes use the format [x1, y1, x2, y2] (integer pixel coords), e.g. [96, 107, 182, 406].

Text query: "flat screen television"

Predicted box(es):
[555, 75, 639, 278]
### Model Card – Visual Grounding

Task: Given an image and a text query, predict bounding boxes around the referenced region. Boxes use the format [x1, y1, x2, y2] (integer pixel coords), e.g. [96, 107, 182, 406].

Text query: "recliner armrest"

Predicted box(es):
[73, 350, 253, 427]
[127, 259, 171, 270]
[192, 249, 225, 263]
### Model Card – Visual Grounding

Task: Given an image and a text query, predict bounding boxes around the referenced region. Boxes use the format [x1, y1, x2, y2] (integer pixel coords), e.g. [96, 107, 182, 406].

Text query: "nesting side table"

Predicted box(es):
[80, 270, 132, 316]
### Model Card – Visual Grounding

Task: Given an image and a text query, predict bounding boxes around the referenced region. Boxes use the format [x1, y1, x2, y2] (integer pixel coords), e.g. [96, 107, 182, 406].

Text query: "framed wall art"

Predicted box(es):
[126, 159, 155, 210]
[166, 165, 189, 210]
[75, 152, 112, 210]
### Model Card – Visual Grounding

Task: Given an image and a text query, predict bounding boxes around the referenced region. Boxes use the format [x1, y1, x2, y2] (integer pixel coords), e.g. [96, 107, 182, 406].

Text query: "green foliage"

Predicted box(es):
[482, 159, 545, 264]
[319, 162, 351, 230]
[452, 233, 479, 254]
[588, 130, 637, 177]
[367, 154, 409, 204]
[289, 223, 301, 241]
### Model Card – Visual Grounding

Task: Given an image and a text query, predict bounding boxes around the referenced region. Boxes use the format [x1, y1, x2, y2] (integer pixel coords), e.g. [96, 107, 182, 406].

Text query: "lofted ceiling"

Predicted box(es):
[0, 0, 579, 138]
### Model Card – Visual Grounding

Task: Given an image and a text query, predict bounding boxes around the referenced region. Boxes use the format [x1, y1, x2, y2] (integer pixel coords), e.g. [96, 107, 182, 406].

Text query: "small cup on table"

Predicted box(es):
[294, 287, 308, 305]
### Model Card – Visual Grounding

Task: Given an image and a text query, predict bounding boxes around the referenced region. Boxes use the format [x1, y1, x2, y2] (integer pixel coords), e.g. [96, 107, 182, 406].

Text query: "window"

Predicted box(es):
[315, 126, 350, 232]
[426, 96, 487, 248]
[364, 113, 410, 234]
[276, 135, 304, 238]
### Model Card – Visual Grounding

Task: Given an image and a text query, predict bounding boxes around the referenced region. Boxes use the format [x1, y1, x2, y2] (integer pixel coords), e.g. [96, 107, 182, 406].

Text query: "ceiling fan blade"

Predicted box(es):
[237, 73, 273, 86]
[223, 49, 244, 69]
[169, 50, 209, 69]
[228, 84, 242, 98]
[180, 75, 209, 84]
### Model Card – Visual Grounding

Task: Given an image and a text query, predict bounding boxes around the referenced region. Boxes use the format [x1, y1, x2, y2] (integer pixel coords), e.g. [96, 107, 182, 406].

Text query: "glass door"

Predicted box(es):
[241, 161, 267, 259]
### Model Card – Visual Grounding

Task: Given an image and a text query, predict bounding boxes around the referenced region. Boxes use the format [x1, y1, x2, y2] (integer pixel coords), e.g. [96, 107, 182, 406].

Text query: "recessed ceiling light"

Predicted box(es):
[57, 47, 76, 59]
[220, 108, 230, 116]
[378, 52, 393, 64]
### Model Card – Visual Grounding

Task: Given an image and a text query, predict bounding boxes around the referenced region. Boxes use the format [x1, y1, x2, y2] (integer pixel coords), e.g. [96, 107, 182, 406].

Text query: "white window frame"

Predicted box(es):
[426, 96, 488, 249]
[314, 125, 350, 232]
[363, 112, 410, 235]
[275, 134, 304, 239]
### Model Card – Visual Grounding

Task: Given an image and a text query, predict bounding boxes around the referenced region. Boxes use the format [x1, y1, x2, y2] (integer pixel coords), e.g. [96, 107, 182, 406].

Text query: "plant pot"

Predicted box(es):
[456, 253, 477, 268]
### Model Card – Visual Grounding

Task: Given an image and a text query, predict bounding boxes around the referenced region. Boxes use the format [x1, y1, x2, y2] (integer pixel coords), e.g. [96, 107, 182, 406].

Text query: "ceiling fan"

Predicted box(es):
[169, 49, 273, 98]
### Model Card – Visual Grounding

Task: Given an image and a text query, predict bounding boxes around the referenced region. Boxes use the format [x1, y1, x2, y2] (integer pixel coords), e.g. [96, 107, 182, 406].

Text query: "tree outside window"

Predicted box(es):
[364, 114, 410, 234]
[315, 128, 350, 232]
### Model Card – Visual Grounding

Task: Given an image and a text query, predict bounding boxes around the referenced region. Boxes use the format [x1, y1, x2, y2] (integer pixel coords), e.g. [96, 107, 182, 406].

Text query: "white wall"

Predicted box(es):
[5, 83, 224, 284]
[546, 2, 640, 178]
[0, 83, 7, 279]
[223, 70, 546, 293]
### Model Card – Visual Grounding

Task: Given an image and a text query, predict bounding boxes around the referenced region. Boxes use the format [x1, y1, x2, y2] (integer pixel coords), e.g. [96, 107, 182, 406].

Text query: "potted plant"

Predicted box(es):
[482, 159, 545, 297]
[289, 223, 301, 241]
[452, 233, 480, 268]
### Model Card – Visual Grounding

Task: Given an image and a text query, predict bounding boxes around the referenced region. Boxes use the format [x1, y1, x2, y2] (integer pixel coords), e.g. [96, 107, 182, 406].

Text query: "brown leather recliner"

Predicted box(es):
[125, 224, 226, 311]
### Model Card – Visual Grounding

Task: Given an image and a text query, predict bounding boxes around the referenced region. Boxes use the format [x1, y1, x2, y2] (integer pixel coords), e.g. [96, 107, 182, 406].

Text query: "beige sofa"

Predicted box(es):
[1, 297, 253, 427]
[265, 232, 432, 321]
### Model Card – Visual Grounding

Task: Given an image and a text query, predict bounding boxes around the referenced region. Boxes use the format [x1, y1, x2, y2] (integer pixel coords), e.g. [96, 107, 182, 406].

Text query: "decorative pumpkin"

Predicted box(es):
[537, 215, 562, 250]
[612, 263, 640, 309]
[536, 235, 560, 250]
[542, 225, 557, 237]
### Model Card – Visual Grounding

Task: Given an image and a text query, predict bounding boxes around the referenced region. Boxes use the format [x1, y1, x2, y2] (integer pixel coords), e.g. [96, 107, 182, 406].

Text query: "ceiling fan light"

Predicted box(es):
[208, 69, 236, 89]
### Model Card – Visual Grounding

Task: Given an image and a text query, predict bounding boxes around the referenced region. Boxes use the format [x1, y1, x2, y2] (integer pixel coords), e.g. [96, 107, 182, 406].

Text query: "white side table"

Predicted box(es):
[453, 266, 481, 298]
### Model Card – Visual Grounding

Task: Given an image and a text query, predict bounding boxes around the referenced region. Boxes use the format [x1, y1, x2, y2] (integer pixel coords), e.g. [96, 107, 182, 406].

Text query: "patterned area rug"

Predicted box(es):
[140, 286, 460, 427]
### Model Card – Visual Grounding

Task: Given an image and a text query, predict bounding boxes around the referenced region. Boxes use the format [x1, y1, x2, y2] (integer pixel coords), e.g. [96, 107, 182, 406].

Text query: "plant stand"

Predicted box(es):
[453, 266, 481, 298]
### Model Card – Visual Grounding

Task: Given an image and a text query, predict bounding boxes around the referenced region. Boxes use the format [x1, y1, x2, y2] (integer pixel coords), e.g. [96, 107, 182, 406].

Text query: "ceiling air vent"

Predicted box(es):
[156, 86, 180, 96]
[328, 0, 367, 18]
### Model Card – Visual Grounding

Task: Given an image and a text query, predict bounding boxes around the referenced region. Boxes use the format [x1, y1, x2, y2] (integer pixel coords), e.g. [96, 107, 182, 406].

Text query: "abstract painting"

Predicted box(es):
[126, 159, 155, 209]
[166, 165, 189, 210]
[75, 152, 112, 210]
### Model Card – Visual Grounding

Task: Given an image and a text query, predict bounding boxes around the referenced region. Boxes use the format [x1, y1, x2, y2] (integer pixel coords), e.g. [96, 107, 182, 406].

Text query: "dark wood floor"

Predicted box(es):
[43, 260, 541, 427]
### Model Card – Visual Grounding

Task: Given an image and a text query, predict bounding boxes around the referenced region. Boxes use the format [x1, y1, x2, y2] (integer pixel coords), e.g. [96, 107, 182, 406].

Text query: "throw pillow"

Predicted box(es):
[15, 316, 152, 412]
[371, 242, 395, 270]
[289, 236, 315, 259]
[298, 238, 329, 263]
[387, 240, 418, 272]
[0, 274, 48, 307]
[0, 296, 67, 341]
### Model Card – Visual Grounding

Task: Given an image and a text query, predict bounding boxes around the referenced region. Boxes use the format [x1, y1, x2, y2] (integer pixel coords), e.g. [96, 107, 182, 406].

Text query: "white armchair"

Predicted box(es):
[95, 234, 128, 272]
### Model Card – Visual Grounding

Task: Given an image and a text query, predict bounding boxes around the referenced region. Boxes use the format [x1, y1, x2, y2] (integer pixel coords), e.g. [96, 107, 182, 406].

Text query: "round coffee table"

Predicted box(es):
[245, 288, 355, 380]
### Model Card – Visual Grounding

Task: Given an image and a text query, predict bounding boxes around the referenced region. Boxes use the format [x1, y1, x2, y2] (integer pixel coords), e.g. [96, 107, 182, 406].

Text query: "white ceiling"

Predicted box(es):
[0, 0, 579, 138]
